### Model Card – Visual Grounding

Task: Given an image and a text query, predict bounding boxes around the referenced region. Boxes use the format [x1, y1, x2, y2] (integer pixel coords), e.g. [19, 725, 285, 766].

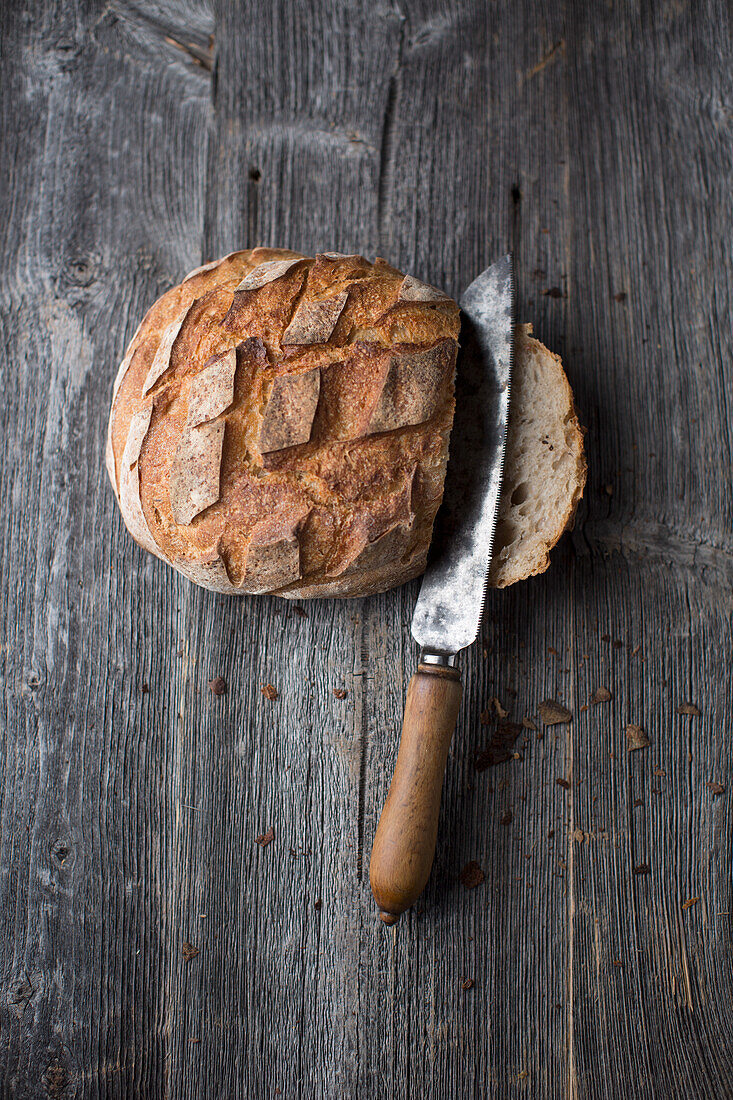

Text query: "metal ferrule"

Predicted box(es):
[419, 650, 458, 668]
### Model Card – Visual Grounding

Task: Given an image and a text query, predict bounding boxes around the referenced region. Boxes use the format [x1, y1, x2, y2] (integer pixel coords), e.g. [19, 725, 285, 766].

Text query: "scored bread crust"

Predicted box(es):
[107, 248, 461, 597]
[488, 324, 587, 588]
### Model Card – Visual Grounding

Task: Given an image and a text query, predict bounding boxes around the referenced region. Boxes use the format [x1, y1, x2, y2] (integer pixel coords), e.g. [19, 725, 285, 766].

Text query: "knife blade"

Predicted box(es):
[412, 254, 514, 657]
[369, 256, 514, 924]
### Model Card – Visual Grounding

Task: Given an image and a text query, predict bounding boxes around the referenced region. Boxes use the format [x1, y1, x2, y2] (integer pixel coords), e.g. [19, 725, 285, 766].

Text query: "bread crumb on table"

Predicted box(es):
[538, 699, 572, 725]
[625, 723, 649, 751]
[474, 722, 522, 770]
[460, 862, 485, 889]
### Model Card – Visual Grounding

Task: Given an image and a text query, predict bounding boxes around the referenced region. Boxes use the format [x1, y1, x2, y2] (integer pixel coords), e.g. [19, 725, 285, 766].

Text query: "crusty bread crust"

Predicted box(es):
[108, 248, 460, 597]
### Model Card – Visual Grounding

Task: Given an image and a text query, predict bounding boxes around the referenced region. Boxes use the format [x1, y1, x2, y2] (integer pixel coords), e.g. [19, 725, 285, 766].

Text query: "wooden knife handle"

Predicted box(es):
[369, 663, 462, 924]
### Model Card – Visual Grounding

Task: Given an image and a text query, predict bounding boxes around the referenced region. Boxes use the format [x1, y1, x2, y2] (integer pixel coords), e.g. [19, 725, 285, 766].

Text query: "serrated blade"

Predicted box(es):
[411, 255, 514, 656]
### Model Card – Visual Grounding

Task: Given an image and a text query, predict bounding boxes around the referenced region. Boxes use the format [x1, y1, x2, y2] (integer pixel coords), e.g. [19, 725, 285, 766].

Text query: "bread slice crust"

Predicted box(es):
[488, 324, 587, 589]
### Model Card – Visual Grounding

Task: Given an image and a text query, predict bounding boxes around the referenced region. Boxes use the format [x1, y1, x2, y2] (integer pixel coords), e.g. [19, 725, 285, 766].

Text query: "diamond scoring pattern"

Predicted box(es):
[116, 254, 457, 592]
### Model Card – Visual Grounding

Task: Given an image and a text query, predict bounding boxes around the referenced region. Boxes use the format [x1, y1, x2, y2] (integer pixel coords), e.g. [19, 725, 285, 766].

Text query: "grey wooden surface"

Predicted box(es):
[1, 1, 732, 1097]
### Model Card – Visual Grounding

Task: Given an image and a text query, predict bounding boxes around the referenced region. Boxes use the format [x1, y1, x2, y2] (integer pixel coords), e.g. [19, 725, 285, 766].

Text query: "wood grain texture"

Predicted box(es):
[0, 1, 214, 1096]
[1, 0, 732, 1097]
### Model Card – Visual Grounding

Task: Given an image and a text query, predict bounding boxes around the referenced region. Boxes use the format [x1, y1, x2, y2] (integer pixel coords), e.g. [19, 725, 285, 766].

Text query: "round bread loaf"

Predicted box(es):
[106, 248, 461, 597]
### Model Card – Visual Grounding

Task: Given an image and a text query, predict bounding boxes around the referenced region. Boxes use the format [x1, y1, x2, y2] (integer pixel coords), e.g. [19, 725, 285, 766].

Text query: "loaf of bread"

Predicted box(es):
[106, 248, 461, 597]
[107, 249, 585, 598]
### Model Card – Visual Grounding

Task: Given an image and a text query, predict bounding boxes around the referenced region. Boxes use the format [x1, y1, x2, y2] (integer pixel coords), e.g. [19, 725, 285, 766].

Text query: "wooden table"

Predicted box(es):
[2, 2, 731, 1096]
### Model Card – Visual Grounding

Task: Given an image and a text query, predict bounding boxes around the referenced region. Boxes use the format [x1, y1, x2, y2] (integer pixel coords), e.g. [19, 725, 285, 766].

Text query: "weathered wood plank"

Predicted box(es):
[384, 5, 578, 1096]
[0, 1, 213, 1096]
[564, 1, 733, 1095]
[165, 3, 406, 1096]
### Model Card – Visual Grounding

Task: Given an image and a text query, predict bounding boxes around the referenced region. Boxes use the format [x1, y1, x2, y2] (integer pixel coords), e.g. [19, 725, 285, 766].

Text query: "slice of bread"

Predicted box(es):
[488, 324, 586, 588]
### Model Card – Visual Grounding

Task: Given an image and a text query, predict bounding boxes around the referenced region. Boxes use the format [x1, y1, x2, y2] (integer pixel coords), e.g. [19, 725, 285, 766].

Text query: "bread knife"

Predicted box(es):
[369, 255, 514, 924]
